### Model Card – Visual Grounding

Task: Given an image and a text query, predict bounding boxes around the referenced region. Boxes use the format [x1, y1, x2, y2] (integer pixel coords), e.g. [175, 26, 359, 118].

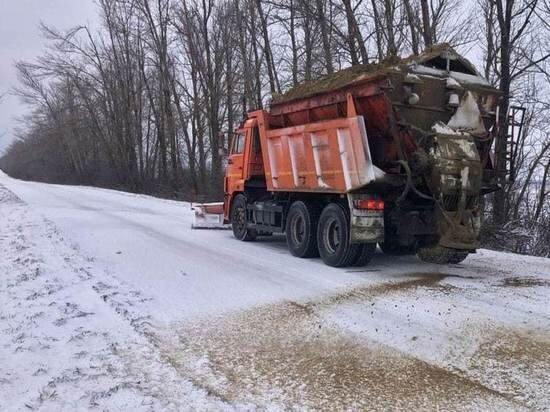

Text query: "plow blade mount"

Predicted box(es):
[191, 202, 229, 229]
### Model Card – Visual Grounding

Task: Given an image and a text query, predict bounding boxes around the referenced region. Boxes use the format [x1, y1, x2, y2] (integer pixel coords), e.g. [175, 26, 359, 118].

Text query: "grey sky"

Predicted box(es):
[0, 0, 99, 153]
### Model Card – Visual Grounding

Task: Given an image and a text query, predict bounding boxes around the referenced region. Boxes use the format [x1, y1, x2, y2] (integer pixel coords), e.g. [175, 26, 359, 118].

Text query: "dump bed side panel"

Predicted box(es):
[257, 114, 376, 193]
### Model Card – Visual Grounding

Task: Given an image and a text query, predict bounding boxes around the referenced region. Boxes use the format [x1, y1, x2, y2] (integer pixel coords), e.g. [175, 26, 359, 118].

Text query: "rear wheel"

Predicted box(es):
[417, 246, 469, 264]
[285, 201, 320, 258]
[230, 194, 257, 241]
[317, 203, 359, 267]
[351, 243, 377, 266]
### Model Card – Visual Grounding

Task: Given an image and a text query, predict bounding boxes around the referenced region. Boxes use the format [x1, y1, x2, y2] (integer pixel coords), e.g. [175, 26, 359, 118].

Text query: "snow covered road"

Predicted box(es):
[1, 172, 549, 410]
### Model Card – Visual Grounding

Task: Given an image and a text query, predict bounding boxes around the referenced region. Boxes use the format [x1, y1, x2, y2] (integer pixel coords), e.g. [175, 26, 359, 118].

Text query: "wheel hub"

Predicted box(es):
[325, 217, 341, 254]
[235, 207, 246, 230]
[291, 215, 305, 244]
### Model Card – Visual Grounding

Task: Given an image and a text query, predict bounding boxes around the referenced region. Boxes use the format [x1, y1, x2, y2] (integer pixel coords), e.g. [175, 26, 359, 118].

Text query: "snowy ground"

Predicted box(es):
[1, 171, 549, 411]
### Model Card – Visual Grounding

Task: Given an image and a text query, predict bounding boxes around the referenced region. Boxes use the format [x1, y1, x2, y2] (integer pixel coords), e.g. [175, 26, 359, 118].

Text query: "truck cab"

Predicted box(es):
[223, 118, 265, 219]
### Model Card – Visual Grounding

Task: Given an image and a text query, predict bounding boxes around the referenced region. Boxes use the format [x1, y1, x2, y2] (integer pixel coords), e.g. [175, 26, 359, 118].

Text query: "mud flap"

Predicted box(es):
[347, 195, 384, 244]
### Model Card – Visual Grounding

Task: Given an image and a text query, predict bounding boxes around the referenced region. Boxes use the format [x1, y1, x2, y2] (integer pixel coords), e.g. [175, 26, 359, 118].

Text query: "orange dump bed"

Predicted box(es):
[253, 105, 377, 193]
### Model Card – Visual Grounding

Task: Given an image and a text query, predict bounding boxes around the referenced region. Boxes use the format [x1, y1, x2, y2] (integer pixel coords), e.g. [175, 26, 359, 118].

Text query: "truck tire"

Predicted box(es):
[351, 243, 377, 266]
[230, 194, 257, 241]
[285, 201, 320, 258]
[417, 246, 469, 264]
[317, 203, 360, 267]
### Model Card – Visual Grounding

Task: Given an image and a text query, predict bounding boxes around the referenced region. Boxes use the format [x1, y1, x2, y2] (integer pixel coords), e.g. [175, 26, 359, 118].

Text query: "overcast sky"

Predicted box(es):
[0, 0, 99, 153]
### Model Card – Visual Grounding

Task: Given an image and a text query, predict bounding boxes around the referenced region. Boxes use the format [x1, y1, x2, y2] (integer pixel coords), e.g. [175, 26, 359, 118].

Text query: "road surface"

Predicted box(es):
[1, 171, 549, 410]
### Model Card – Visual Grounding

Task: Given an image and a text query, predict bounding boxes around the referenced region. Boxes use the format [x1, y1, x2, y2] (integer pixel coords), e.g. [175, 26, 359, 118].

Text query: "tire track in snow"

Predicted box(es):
[0, 183, 233, 411]
[157, 277, 528, 410]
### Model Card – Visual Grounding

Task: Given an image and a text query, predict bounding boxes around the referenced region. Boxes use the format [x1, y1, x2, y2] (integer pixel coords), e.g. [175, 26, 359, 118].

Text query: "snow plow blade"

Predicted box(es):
[191, 202, 229, 230]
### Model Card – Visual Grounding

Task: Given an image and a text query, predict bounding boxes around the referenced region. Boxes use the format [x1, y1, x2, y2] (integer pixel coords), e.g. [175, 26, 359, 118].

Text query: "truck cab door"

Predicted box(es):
[224, 131, 246, 196]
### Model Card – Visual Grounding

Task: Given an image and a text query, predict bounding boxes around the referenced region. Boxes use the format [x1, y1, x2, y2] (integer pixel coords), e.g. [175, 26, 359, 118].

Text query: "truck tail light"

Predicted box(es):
[354, 199, 384, 210]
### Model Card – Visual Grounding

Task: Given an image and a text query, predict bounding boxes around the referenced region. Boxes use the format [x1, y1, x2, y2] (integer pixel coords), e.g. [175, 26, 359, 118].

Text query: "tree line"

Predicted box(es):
[1, 0, 549, 256]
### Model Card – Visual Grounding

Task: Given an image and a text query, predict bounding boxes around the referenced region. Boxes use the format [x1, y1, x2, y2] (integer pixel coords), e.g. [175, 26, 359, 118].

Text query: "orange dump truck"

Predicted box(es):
[223, 45, 516, 267]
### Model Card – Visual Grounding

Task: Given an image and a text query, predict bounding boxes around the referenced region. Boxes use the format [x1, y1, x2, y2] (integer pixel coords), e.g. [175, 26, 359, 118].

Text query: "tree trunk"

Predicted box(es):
[315, 0, 334, 74]
[303, 6, 313, 81]
[493, 0, 513, 224]
[371, 0, 384, 60]
[383, 0, 397, 56]
[403, 0, 419, 55]
[420, 0, 433, 48]
[255, 0, 280, 93]
[534, 156, 550, 222]
[289, 0, 299, 85]
[342, 0, 359, 65]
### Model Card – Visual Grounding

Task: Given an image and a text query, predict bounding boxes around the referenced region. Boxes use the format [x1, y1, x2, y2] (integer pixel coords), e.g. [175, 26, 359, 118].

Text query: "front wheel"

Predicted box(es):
[317, 203, 359, 267]
[417, 246, 469, 264]
[230, 194, 257, 241]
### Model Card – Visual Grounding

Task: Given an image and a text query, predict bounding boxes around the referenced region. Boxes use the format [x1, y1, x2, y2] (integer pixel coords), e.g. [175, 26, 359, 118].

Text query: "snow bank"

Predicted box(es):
[0, 184, 228, 410]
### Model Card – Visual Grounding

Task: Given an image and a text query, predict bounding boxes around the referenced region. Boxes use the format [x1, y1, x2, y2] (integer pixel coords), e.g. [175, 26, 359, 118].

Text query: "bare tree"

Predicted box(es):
[2, 0, 550, 256]
[488, 0, 550, 224]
